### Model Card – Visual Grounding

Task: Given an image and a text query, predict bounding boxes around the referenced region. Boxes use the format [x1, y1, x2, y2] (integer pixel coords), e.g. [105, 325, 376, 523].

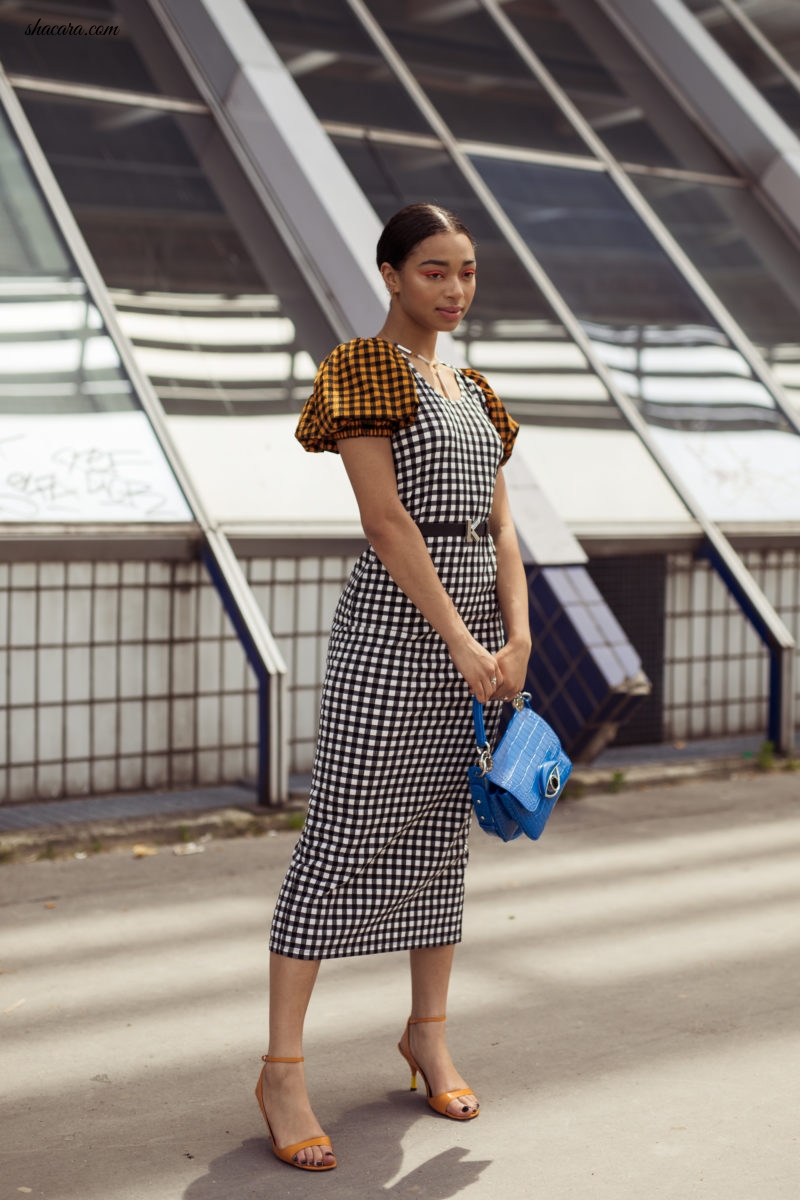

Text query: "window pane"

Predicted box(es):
[248, 0, 430, 134]
[502, 0, 734, 173]
[636, 172, 800, 367]
[359, 0, 588, 155]
[472, 154, 800, 522]
[18, 91, 317, 417]
[0, 105, 190, 521]
[0, 1, 162, 95]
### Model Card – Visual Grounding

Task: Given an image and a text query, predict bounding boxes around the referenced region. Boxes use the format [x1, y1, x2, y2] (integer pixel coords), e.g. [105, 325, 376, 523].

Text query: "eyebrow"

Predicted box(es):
[417, 258, 477, 267]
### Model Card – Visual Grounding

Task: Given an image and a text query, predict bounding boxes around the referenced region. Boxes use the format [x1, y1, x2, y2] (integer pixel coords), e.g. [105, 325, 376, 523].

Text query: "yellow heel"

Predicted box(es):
[397, 1016, 479, 1121]
[254, 1055, 337, 1171]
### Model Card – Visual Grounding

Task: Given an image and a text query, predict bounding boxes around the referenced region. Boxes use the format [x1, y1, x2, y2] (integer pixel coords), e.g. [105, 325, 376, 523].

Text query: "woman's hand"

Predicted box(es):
[446, 630, 503, 703]
[489, 638, 531, 702]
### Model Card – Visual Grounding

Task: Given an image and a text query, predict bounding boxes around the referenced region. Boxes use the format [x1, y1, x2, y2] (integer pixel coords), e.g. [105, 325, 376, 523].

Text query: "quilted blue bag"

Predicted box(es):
[468, 693, 572, 842]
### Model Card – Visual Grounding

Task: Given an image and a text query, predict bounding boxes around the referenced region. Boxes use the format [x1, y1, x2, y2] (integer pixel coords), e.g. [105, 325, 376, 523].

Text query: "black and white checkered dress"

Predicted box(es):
[270, 365, 505, 959]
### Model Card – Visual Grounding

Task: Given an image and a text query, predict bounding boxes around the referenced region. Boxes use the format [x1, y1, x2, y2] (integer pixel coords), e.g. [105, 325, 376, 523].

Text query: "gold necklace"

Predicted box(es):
[396, 343, 456, 401]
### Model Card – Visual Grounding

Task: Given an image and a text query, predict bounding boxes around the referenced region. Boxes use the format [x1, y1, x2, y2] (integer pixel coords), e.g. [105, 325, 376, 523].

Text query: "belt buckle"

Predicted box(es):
[465, 519, 481, 543]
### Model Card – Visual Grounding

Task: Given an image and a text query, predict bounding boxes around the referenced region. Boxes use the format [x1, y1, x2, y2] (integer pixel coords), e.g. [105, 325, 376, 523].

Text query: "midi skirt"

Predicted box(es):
[270, 368, 505, 959]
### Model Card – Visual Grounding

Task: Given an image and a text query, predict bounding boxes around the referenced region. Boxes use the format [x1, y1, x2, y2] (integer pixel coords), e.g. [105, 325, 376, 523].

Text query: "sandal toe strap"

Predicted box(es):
[276, 1134, 333, 1157]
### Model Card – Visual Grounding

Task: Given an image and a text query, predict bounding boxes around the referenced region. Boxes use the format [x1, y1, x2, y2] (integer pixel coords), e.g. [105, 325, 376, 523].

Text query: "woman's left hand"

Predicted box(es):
[489, 639, 531, 702]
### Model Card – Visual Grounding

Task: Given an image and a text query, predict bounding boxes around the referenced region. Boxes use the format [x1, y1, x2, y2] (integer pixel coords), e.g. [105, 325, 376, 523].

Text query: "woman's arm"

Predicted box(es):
[488, 468, 532, 700]
[338, 436, 502, 702]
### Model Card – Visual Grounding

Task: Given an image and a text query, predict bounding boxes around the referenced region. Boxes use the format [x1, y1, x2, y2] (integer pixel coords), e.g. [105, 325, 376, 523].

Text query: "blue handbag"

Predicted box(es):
[468, 693, 572, 842]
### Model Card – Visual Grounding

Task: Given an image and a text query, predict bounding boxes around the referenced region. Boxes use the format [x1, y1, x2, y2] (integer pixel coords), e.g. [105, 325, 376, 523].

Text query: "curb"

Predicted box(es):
[1, 756, 789, 865]
[0, 804, 305, 865]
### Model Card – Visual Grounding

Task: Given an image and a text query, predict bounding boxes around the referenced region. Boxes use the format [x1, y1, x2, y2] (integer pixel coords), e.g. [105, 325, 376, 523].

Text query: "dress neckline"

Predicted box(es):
[395, 344, 461, 404]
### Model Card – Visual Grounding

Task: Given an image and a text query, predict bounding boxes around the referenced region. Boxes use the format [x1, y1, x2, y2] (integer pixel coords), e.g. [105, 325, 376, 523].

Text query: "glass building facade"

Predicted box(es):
[1, 0, 798, 803]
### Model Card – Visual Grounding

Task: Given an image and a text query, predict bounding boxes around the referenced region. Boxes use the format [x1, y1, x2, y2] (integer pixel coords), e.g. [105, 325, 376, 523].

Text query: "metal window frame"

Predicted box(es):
[694, 0, 800, 108]
[0, 63, 288, 802]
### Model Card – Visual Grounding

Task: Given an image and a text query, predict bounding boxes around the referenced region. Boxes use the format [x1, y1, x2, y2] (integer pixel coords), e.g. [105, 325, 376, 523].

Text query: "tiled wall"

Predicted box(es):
[2, 547, 797, 802]
[664, 549, 800, 742]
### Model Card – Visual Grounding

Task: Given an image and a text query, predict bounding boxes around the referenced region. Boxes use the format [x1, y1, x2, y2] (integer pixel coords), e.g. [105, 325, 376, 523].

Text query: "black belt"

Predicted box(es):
[417, 520, 489, 543]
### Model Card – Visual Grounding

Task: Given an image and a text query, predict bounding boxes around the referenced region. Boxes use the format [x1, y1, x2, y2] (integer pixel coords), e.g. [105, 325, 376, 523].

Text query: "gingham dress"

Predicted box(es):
[269, 358, 508, 959]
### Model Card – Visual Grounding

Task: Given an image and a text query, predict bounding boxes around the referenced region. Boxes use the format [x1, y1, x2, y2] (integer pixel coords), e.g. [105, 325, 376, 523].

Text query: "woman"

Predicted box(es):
[254, 203, 531, 1171]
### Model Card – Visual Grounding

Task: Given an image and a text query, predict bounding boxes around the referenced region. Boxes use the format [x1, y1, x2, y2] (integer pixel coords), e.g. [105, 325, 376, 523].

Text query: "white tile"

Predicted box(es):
[119, 701, 144, 755]
[10, 649, 36, 706]
[10, 707, 35, 762]
[65, 646, 91, 702]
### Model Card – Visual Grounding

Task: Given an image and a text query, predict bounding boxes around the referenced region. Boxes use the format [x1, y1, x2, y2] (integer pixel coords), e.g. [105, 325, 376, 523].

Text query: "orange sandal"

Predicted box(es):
[398, 1016, 480, 1121]
[254, 1055, 337, 1171]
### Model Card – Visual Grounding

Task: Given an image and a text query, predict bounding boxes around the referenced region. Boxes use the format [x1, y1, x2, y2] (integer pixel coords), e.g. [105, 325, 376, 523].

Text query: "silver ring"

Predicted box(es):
[490, 676, 497, 687]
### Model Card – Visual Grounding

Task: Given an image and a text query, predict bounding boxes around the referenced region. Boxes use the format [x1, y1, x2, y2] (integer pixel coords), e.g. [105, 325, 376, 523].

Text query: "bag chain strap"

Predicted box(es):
[474, 691, 531, 777]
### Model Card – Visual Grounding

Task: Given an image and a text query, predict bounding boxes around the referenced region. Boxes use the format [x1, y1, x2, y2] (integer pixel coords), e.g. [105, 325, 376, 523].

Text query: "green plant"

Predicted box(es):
[756, 741, 775, 772]
[90, 838, 105, 854]
[178, 824, 192, 843]
[37, 842, 57, 861]
[607, 769, 626, 794]
[783, 755, 799, 773]
[287, 811, 306, 831]
[562, 778, 585, 801]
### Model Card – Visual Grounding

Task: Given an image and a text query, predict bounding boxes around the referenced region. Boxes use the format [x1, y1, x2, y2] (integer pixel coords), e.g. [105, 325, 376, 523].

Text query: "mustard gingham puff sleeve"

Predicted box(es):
[295, 338, 418, 452]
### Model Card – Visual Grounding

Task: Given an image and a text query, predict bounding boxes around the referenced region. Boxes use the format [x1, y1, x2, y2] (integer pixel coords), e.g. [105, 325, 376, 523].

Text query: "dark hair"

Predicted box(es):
[376, 203, 475, 270]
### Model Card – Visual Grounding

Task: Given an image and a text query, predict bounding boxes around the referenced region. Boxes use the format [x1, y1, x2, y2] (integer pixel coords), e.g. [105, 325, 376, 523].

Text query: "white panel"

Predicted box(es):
[10, 591, 35, 647]
[197, 641, 222, 695]
[120, 589, 145, 642]
[8, 766, 35, 801]
[197, 695, 221, 745]
[222, 698, 244, 745]
[296, 582, 319, 634]
[515, 426, 692, 527]
[91, 759, 116, 793]
[66, 588, 92, 643]
[652, 427, 800, 521]
[168, 414, 361, 531]
[145, 754, 169, 789]
[0, 413, 190, 522]
[38, 588, 65, 643]
[10, 649, 35, 706]
[146, 700, 170, 753]
[10, 707, 35, 761]
[37, 648, 64, 705]
[146, 645, 169, 697]
[172, 643, 196, 694]
[36, 762, 63, 800]
[197, 748, 221, 784]
[65, 646, 90, 702]
[118, 756, 145, 791]
[65, 703, 90, 759]
[93, 702, 117, 752]
[223, 639, 246, 691]
[92, 590, 118, 648]
[92, 646, 117, 701]
[172, 699, 195, 750]
[119, 652, 144, 700]
[64, 760, 90, 794]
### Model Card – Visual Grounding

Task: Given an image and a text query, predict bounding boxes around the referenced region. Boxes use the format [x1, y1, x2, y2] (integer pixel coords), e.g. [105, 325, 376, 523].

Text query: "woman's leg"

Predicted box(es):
[406, 944, 479, 1116]
[258, 952, 335, 1167]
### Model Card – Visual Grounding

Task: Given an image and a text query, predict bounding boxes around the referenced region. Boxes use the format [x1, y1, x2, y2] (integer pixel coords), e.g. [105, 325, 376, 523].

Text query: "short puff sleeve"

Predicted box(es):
[460, 367, 519, 466]
[295, 338, 419, 453]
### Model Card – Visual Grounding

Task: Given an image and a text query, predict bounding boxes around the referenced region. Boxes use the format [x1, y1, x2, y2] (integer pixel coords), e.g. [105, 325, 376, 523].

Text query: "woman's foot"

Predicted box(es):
[400, 1018, 479, 1119]
[255, 1057, 336, 1170]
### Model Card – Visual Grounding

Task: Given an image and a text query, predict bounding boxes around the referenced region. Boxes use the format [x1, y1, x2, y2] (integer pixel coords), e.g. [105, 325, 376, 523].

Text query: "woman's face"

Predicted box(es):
[382, 230, 477, 336]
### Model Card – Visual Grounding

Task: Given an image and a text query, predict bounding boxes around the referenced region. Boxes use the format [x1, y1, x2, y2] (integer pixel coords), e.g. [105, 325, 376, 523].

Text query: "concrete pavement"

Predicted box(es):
[1, 772, 798, 1199]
